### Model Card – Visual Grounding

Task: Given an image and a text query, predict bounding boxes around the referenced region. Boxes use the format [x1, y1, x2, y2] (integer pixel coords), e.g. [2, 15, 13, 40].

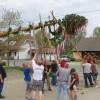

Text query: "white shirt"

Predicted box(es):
[82, 63, 91, 73]
[32, 59, 44, 81]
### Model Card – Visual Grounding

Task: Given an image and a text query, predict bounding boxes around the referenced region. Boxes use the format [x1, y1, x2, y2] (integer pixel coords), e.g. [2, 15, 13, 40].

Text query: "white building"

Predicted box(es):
[0, 34, 55, 60]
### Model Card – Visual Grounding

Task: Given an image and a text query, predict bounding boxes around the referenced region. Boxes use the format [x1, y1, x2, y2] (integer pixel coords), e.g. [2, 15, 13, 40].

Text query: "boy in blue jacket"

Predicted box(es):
[23, 62, 32, 99]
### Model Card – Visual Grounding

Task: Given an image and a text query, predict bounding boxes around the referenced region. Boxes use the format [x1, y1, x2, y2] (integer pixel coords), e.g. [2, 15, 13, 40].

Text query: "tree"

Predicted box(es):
[35, 30, 50, 48]
[63, 29, 86, 55]
[93, 27, 100, 37]
[75, 29, 86, 43]
[0, 7, 23, 30]
[0, 7, 23, 67]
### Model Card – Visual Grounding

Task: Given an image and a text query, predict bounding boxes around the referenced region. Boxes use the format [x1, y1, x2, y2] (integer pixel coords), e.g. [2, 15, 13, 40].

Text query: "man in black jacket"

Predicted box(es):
[0, 58, 7, 98]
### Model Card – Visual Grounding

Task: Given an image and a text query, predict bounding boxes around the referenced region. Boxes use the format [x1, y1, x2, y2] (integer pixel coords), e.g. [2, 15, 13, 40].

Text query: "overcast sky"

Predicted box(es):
[0, 0, 100, 37]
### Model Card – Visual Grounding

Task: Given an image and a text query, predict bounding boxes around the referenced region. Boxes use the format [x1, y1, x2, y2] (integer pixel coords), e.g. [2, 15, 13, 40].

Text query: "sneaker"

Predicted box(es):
[91, 83, 94, 85]
[75, 95, 77, 98]
[95, 86, 99, 88]
[0, 95, 5, 98]
[48, 89, 52, 91]
[85, 86, 89, 88]
[90, 85, 94, 87]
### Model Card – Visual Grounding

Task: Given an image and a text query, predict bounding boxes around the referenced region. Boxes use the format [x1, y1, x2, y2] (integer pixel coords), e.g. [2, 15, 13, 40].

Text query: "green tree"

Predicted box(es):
[75, 29, 86, 43]
[35, 30, 50, 48]
[0, 7, 23, 30]
[0, 7, 23, 67]
[93, 27, 100, 37]
[63, 29, 86, 55]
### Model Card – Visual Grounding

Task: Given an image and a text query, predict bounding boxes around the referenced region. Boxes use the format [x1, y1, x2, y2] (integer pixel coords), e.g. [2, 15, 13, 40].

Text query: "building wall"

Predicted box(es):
[82, 51, 100, 59]
[14, 42, 30, 59]
[38, 54, 55, 61]
[13, 40, 56, 60]
[73, 51, 100, 60]
[73, 52, 82, 60]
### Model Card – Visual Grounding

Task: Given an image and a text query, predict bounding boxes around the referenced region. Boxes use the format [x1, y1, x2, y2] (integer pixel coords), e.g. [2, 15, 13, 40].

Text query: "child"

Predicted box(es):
[70, 68, 79, 100]
[23, 62, 32, 99]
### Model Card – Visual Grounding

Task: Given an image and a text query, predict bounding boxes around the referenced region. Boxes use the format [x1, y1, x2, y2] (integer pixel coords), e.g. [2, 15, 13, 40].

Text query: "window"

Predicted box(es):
[6, 41, 16, 46]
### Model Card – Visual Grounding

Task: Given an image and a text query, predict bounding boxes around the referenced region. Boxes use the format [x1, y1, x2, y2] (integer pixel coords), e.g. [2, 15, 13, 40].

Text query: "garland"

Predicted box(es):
[48, 14, 88, 46]
[63, 14, 87, 35]
[0, 14, 88, 39]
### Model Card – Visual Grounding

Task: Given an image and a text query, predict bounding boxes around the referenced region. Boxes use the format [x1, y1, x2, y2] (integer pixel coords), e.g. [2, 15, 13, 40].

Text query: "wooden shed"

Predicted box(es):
[73, 37, 100, 60]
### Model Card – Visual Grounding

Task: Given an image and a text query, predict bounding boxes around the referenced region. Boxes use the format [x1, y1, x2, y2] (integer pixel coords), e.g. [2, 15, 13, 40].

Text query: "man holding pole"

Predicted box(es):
[42, 58, 52, 92]
[30, 50, 44, 100]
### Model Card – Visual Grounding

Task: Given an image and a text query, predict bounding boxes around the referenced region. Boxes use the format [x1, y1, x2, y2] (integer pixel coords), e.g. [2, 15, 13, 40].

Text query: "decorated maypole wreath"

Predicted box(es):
[46, 12, 88, 57]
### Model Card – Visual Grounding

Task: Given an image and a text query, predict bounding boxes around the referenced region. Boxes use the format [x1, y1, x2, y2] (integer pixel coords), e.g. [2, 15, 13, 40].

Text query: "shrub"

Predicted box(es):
[4, 66, 23, 71]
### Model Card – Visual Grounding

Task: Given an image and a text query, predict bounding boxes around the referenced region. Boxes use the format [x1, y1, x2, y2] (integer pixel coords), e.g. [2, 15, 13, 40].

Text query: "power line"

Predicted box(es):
[23, 9, 100, 24]
[77, 9, 100, 14]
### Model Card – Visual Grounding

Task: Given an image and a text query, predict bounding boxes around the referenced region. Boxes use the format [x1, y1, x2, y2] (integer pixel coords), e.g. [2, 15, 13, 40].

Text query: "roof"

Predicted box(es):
[73, 37, 100, 51]
[0, 34, 32, 52]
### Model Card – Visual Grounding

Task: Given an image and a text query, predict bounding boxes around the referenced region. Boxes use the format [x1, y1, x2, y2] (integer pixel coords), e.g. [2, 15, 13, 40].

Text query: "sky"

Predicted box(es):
[0, 0, 100, 37]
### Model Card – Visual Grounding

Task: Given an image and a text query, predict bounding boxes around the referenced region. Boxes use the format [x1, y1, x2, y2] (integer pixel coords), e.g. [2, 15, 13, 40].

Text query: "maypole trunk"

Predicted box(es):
[32, 23, 37, 49]
[39, 14, 46, 58]
[29, 22, 32, 60]
[39, 14, 51, 90]
[50, 11, 58, 56]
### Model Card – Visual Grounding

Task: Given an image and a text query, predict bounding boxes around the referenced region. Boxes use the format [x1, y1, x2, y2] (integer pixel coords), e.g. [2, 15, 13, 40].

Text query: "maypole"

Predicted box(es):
[45, 11, 72, 100]
[32, 22, 39, 59]
[28, 22, 32, 60]
[39, 14, 51, 89]
[32, 23, 37, 49]
[50, 11, 58, 55]
[0, 12, 88, 63]
[39, 14, 46, 59]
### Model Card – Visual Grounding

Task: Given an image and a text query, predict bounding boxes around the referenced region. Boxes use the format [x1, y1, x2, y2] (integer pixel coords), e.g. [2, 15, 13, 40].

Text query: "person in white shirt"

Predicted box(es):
[81, 59, 94, 88]
[30, 50, 44, 100]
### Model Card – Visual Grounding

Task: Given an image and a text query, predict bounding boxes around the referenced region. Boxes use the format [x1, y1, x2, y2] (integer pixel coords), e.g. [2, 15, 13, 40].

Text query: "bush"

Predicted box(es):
[14, 66, 23, 71]
[4, 66, 23, 71]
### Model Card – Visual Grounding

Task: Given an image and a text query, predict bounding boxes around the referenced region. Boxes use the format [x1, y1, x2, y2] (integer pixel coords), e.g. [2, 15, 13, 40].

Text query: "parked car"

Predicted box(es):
[61, 55, 71, 62]
[66, 55, 75, 61]
[61, 55, 75, 62]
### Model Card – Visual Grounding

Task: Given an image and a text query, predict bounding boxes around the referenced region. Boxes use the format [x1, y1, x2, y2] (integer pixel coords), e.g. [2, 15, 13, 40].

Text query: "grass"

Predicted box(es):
[4, 66, 23, 71]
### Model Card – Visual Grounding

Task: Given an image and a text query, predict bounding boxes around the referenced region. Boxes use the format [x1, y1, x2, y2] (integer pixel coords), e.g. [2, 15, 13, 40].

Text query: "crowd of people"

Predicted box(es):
[23, 51, 79, 100]
[22, 50, 99, 100]
[0, 51, 99, 100]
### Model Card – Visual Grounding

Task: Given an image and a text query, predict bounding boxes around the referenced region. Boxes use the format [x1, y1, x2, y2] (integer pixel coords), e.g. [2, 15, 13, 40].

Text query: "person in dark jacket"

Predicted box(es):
[51, 60, 58, 86]
[0, 58, 7, 98]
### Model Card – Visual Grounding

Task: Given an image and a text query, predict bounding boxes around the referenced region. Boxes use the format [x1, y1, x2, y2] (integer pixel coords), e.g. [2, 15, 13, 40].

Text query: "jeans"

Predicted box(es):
[84, 73, 93, 86]
[0, 80, 4, 96]
[56, 82, 67, 100]
[51, 72, 57, 85]
[42, 73, 51, 90]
